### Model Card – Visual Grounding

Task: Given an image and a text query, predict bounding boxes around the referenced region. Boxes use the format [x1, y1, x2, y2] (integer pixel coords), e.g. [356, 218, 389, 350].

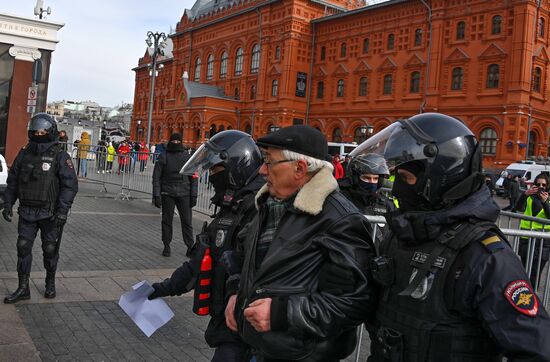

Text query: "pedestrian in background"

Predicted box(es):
[503, 173, 512, 199]
[58, 130, 68, 152]
[332, 154, 344, 179]
[355, 112, 550, 361]
[149, 130, 264, 361]
[152, 133, 197, 257]
[117, 141, 131, 174]
[227, 125, 376, 361]
[77, 131, 91, 178]
[106, 142, 115, 173]
[503, 175, 520, 212]
[2, 113, 78, 303]
[138, 142, 148, 172]
[516, 173, 550, 288]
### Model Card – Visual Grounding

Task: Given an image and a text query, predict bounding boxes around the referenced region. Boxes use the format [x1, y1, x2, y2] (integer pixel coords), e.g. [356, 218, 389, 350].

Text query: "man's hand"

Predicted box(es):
[244, 298, 272, 332]
[153, 196, 162, 208]
[147, 283, 167, 300]
[225, 294, 238, 331]
[2, 206, 12, 222]
[540, 191, 549, 203]
[55, 212, 67, 228]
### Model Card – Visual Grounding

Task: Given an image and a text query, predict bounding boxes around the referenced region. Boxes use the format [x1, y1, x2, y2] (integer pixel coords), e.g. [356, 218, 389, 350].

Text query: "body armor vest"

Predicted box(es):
[371, 221, 498, 362]
[18, 147, 60, 209]
[161, 153, 187, 185]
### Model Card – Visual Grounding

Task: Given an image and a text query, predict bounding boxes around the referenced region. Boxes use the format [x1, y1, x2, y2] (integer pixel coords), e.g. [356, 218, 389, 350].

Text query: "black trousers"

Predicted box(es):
[161, 195, 194, 248]
[211, 342, 248, 362]
[17, 216, 59, 274]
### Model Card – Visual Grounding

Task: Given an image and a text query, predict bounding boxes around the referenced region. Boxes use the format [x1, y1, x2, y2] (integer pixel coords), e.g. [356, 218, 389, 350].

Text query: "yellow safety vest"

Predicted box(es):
[520, 196, 550, 231]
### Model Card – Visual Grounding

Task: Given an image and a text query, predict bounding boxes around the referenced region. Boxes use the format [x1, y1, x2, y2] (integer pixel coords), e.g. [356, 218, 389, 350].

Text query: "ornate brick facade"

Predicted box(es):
[132, 0, 550, 171]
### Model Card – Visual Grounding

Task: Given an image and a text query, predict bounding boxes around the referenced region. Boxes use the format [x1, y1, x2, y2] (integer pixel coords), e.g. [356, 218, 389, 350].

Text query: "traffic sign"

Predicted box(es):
[28, 86, 38, 100]
[27, 99, 37, 106]
[27, 105, 36, 114]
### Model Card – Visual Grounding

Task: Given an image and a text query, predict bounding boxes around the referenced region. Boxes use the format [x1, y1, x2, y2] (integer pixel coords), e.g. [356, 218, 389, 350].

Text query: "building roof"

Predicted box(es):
[312, 0, 407, 23]
[186, 81, 227, 98]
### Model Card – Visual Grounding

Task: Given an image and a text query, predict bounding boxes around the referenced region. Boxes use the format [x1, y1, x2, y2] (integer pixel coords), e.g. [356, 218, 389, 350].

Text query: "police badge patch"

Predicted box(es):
[215, 229, 226, 247]
[504, 280, 539, 317]
[42, 162, 51, 171]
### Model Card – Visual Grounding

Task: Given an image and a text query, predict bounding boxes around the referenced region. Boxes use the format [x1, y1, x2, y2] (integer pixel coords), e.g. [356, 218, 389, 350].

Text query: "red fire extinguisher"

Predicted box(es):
[193, 247, 212, 316]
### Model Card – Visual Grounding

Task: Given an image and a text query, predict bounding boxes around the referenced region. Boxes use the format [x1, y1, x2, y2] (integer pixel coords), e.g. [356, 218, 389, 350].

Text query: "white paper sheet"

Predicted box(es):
[118, 280, 175, 337]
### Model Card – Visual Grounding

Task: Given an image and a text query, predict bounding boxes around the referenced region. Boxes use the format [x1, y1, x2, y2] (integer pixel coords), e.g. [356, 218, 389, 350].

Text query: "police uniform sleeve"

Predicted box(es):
[56, 151, 78, 214]
[3, 149, 25, 208]
[152, 153, 165, 198]
[458, 232, 550, 361]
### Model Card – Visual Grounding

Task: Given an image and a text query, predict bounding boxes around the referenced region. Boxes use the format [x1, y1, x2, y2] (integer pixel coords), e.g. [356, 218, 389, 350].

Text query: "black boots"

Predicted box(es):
[4, 273, 30, 304]
[162, 244, 171, 257]
[44, 271, 56, 299]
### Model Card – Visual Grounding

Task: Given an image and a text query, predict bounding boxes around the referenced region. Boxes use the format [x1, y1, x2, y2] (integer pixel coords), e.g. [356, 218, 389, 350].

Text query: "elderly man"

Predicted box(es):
[225, 125, 376, 361]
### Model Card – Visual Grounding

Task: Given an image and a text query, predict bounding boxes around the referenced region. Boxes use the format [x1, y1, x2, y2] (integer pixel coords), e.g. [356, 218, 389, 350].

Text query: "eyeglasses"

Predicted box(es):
[536, 183, 547, 187]
[263, 159, 294, 168]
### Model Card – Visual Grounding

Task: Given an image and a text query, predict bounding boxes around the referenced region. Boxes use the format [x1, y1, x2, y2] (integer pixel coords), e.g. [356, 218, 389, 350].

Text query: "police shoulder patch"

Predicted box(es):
[479, 234, 505, 253]
[504, 280, 539, 317]
[66, 158, 74, 169]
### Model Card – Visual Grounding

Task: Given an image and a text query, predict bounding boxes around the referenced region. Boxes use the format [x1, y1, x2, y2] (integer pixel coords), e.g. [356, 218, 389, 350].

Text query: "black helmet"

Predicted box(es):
[348, 153, 390, 188]
[28, 112, 58, 141]
[350, 113, 482, 209]
[181, 130, 262, 190]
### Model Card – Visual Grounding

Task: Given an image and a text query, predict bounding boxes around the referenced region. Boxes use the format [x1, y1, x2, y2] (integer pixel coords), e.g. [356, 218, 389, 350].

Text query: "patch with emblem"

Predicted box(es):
[215, 229, 226, 247]
[504, 280, 538, 317]
[411, 252, 446, 269]
[42, 162, 51, 171]
[66, 159, 74, 169]
[407, 268, 434, 300]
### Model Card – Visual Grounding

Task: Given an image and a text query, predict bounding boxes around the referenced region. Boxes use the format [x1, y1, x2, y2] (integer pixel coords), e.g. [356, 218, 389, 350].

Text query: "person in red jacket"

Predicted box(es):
[138, 142, 149, 172]
[117, 141, 131, 174]
[332, 154, 344, 179]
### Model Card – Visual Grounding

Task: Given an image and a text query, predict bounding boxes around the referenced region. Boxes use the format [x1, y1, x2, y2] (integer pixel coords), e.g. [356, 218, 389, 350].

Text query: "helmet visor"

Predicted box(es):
[349, 121, 434, 170]
[28, 116, 53, 132]
[180, 143, 224, 175]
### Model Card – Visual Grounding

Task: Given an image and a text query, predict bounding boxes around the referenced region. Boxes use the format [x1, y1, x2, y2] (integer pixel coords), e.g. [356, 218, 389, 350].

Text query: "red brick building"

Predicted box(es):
[132, 0, 550, 171]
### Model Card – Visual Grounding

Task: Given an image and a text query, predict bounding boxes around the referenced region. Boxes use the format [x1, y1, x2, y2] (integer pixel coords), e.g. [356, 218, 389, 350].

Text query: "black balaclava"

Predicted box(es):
[358, 180, 378, 196]
[209, 169, 229, 205]
[392, 161, 432, 212]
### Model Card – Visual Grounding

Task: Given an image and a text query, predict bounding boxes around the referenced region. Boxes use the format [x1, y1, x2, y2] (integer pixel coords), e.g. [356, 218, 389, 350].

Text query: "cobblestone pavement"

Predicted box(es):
[0, 181, 370, 361]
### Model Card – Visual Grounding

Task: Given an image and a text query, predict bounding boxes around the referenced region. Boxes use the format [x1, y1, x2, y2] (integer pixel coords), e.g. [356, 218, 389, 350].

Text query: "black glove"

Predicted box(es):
[190, 196, 197, 208]
[318, 263, 356, 295]
[148, 282, 168, 300]
[2, 205, 13, 222]
[55, 212, 68, 228]
[153, 196, 162, 208]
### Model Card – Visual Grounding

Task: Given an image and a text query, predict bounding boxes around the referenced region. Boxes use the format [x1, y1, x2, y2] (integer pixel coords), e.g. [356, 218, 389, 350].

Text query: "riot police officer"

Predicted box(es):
[338, 153, 395, 244]
[352, 113, 550, 361]
[147, 130, 264, 362]
[2, 113, 78, 303]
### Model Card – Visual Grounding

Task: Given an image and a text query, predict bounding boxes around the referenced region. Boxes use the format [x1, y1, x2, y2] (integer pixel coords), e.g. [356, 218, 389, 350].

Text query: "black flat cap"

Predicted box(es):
[256, 125, 328, 161]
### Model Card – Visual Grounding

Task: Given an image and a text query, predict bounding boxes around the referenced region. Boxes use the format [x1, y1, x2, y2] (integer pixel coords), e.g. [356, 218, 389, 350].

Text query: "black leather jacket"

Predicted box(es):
[152, 143, 197, 198]
[235, 168, 377, 361]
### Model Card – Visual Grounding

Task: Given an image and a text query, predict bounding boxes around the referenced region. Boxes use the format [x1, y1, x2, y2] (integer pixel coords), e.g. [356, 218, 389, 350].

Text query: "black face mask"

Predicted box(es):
[358, 180, 378, 196]
[209, 170, 227, 195]
[30, 134, 50, 143]
[166, 142, 184, 152]
[392, 175, 432, 212]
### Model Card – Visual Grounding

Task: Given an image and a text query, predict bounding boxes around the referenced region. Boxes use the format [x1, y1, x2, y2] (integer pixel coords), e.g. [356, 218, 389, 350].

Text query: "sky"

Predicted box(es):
[4, 0, 389, 108]
[4, 0, 195, 108]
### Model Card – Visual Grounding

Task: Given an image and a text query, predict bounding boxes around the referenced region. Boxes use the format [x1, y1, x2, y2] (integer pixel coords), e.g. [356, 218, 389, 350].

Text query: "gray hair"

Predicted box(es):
[282, 149, 334, 173]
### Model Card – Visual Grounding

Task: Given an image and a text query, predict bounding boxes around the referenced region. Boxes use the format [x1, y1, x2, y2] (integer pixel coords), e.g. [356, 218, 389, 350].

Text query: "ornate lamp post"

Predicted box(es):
[145, 31, 167, 148]
[269, 125, 280, 133]
[137, 119, 142, 141]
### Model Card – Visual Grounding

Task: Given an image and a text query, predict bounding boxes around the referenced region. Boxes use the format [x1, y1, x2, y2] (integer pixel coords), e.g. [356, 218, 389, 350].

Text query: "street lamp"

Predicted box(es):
[102, 120, 107, 141]
[269, 125, 280, 133]
[137, 119, 142, 141]
[145, 31, 167, 148]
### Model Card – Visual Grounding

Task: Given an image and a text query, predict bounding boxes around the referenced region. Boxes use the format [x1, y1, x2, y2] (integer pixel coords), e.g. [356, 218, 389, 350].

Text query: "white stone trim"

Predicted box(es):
[9, 45, 41, 62]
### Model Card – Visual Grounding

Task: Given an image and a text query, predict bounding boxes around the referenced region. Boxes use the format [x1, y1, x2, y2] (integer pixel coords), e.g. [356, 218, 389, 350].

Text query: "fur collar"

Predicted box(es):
[255, 167, 338, 215]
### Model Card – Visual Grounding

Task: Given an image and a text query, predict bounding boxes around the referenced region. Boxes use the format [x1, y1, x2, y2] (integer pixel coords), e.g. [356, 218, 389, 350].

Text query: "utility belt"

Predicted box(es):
[371, 327, 404, 362]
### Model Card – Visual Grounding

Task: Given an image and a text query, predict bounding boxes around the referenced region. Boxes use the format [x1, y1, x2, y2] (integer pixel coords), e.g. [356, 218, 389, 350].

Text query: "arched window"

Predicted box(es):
[414, 29, 423, 46]
[479, 128, 497, 155]
[383, 74, 393, 95]
[410, 71, 421, 93]
[487, 64, 499, 88]
[332, 128, 342, 142]
[359, 77, 368, 96]
[451, 67, 464, 90]
[363, 38, 370, 54]
[539, 17, 546, 38]
[250, 44, 260, 73]
[456, 21, 465, 40]
[317, 81, 324, 99]
[234, 87, 240, 99]
[275, 46, 281, 61]
[354, 127, 366, 144]
[206, 54, 214, 80]
[245, 123, 252, 134]
[250, 85, 256, 99]
[492, 15, 502, 35]
[336, 79, 345, 97]
[533, 67, 542, 93]
[320, 46, 326, 61]
[387, 34, 395, 50]
[340, 43, 347, 57]
[528, 131, 537, 158]
[209, 124, 217, 138]
[220, 51, 228, 78]
[194, 57, 201, 81]
[234, 48, 243, 76]
[271, 79, 279, 97]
